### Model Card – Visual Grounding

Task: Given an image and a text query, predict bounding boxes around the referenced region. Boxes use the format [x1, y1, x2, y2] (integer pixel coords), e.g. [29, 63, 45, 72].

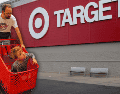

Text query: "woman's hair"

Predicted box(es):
[10, 46, 22, 59]
[2, 4, 12, 12]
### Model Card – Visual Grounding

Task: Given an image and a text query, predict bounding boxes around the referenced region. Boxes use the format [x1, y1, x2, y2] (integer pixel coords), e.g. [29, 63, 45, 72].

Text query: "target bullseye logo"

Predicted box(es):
[29, 7, 49, 39]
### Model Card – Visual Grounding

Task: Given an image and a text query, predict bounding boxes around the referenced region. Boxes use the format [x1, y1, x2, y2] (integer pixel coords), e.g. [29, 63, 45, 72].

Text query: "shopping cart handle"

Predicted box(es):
[0, 39, 17, 45]
[0, 39, 16, 41]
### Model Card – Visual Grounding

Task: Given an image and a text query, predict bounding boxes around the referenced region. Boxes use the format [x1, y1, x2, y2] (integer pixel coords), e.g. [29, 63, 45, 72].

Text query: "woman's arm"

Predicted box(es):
[15, 27, 25, 48]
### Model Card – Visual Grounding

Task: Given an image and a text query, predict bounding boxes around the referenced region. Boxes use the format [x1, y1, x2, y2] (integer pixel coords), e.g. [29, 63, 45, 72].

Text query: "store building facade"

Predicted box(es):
[0, 0, 120, 77]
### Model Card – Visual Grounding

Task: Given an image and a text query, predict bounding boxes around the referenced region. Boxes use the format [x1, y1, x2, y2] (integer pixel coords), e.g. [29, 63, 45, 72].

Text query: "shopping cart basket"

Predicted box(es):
[0, 39, 39, 94]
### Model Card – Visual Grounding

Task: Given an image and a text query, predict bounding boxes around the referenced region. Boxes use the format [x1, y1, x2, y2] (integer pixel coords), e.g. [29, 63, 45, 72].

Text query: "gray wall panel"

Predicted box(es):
[26, 42, 120, 61]
[0, 0, 37, 10]
[10, 0, 36, 8]
[38, 61, 120, 77]
[26, 42, 120, 76]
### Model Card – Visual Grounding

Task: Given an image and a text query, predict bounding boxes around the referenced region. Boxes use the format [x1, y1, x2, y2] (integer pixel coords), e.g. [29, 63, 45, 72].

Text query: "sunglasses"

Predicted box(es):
[4, 12, 12, 15]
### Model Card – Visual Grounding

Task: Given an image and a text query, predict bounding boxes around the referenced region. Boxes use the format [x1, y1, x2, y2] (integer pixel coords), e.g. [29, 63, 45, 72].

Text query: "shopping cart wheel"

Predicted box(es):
[22, 89, 32, 94]
[0, 89, 3, 94]
[0, 81, 6, 94]
[0, 84, 3, 94]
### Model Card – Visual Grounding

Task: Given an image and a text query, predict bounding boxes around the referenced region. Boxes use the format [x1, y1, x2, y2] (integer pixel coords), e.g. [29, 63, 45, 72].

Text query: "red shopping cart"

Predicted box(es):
[0, 39, 39, 94]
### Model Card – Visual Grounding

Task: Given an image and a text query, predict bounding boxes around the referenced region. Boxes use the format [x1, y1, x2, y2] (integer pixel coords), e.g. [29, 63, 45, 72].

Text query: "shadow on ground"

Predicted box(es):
[31, 79, 120, 94]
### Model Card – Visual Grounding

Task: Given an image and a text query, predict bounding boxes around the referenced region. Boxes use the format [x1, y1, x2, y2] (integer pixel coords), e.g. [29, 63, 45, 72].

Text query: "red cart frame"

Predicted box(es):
[0, 39, 39, 94]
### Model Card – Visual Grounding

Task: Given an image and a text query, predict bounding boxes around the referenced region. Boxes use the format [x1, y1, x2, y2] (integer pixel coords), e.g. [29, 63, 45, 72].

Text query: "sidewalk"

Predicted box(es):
[37, 72, 120, 87]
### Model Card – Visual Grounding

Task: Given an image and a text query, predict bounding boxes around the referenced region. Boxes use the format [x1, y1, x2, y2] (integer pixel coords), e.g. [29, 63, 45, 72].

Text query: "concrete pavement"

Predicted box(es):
[37, 72, 120, 87]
